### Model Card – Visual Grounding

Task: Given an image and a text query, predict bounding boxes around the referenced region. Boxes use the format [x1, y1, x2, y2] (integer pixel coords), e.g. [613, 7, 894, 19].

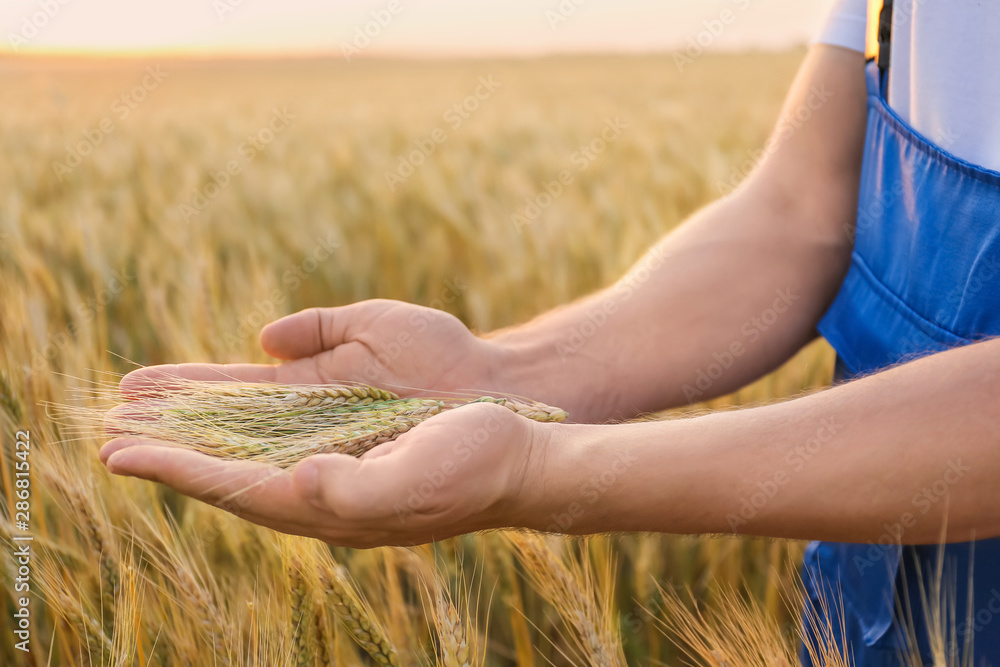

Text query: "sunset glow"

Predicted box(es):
[1, 0, 836, 58]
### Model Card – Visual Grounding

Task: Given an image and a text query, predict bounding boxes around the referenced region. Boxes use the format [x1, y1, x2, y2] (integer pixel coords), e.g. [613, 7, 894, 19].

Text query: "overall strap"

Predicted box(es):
[865, 0, 893, 71]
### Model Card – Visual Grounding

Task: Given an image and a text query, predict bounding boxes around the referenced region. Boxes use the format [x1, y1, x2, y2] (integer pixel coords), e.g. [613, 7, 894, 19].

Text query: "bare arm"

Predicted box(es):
[103, 332, 1000, 548]
[101, 48, 1000, 549]
[524, 337, 1000, 544]
[490, 45, 868, 422]
[126, 46, 868, 428]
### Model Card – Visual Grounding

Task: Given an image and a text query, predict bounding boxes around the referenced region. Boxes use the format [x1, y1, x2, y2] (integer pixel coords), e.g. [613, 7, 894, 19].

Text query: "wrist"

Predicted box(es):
[508, 417, 717, 537]
[481, 330, 615, 423]
[508, 419, 613, 534]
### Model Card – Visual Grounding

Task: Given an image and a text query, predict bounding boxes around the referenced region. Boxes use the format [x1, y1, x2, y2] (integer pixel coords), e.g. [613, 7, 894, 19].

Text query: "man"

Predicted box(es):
[102, 1, 1000, 663]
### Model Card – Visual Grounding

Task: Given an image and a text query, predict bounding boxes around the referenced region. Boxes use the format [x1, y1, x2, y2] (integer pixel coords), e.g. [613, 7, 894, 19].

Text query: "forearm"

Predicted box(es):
[526, 338, 1000, 544]
[489, 191, 850, 422]
[486, 46, 866, 423]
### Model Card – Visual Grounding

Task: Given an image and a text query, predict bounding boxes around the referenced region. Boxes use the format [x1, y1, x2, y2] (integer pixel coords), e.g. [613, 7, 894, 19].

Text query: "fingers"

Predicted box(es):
[100, 436, 409, 522]
[293, 451, 416, 523]
[260, 302, 393, 361]
[260, 307, 336, 360]
[122, 300, 396, 400]
[104, 439, 313, 524]
[119, 359, 338, 400]
[120, 363, 279, 398]
[358, 438, 407, 461]
[100, 435, 173, 463]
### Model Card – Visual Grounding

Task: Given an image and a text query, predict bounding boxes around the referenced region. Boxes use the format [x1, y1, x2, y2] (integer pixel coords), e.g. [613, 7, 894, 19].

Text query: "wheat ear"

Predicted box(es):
[287, 555, 314, 667]
[64, 485, 119, 636]
[313, 599, 335, 667]
[507, 533, 625, 667]
[173, 562, 227, 656]
[318, 562, 400, 666]
[86, 379, 569, 467]
[57, 591, 113, 659]
[434, 590, 472, 667]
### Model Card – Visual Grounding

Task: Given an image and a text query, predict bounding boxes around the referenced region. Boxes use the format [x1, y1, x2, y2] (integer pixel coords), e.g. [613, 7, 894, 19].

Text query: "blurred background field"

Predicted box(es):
[0, 51, 839, 665]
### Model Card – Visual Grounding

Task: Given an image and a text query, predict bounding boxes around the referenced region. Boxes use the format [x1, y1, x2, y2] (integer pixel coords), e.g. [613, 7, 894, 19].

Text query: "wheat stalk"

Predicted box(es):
[434, 590, 472, 667]
[173, 561, 228, 657]
[287, 555, 314, 667]
[653, 583, 804, 667]
[59, 484, 120, 638]
[108, 548, 143, 667]
[313, 599, 335, 667]
[318, 561, 400, 666]
[0, 370, 23, 422]
[85, 379, 567, 468]
[507, 533, 626, 667]
[57, 591, 114, 659]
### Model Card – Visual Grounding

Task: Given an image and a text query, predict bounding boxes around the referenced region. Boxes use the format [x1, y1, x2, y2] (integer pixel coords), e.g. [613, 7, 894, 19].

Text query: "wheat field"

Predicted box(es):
[0, 51, 852, 665]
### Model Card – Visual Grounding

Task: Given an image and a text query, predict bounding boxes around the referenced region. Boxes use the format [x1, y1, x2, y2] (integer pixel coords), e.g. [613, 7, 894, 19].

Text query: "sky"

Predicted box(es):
[1, 0, 837, 57]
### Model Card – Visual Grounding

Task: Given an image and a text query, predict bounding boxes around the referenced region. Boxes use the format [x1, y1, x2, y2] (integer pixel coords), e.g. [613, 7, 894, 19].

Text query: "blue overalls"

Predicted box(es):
[799, 18, 1000, 667]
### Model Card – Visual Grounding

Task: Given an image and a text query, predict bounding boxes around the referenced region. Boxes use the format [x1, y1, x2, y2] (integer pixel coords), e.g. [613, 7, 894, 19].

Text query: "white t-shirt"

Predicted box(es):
[815, 0, 1000, 173]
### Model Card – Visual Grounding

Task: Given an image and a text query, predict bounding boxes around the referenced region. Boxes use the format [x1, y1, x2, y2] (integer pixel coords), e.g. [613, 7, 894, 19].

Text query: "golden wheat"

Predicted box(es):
[433, 589, 473, 667]
[318, 560, 401, 666]
[79, 378, 568, 467]
[0, 51, 915, 667]
[507, 533, 627, 667]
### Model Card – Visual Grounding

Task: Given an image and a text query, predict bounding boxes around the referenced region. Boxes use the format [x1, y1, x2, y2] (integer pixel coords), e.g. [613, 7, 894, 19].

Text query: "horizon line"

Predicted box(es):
[0, 43, 809, 62]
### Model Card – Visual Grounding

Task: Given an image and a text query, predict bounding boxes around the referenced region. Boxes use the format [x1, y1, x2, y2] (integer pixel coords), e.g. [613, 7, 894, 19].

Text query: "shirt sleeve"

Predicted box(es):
[812, 0, 868, 53]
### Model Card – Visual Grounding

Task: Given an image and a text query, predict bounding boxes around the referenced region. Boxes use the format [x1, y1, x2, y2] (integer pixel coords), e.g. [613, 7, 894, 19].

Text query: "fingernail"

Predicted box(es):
[99, 438, 137, 464]
[106, 451, 131, 475]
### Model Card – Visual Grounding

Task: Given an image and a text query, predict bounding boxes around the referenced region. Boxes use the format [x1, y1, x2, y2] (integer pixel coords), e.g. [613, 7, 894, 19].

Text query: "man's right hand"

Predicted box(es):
[120, 300, 506, 399]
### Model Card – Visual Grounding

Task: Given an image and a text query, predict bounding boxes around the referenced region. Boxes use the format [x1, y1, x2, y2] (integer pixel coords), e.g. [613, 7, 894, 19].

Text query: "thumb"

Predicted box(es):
[260, 306, 353, 360]
[292, 452, 408, 522]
